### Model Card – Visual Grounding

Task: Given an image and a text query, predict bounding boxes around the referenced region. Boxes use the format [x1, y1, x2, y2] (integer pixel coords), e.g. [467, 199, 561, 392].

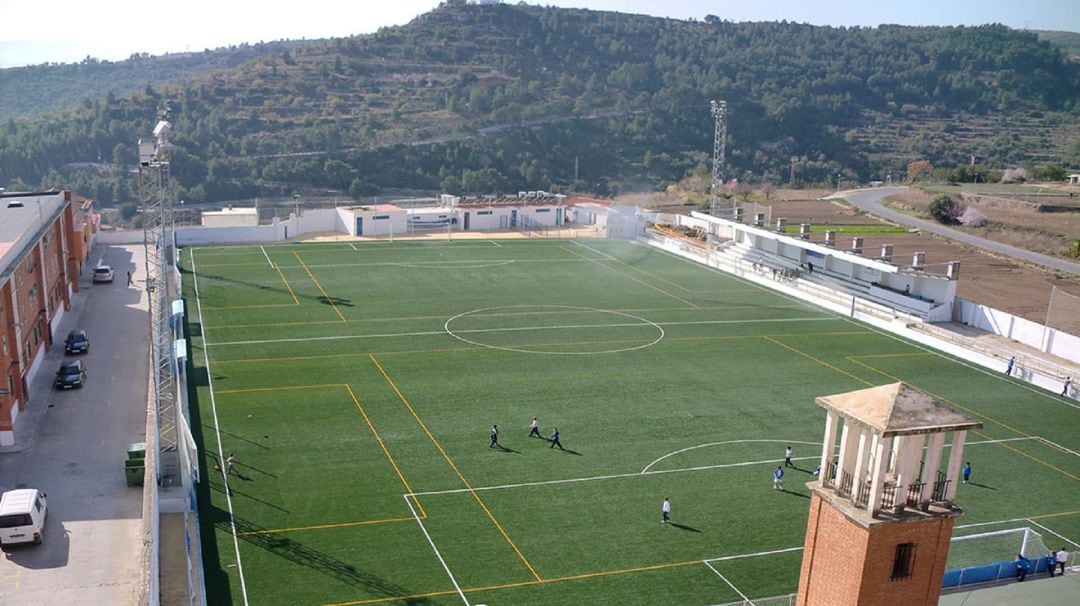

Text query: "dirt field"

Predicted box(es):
[620, 189, 1080, 325]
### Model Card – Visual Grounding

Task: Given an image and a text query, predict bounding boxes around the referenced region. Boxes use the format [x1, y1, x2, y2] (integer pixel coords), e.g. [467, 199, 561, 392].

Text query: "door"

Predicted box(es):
[463, 212, 470, 231]
[510, 209, 518, 228]
[556, 208, 563, 225]
[355, 217, 363, 236]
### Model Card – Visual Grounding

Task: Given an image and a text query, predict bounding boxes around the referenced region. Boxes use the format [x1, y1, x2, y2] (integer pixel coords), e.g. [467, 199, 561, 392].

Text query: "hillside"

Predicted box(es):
[1, 3, 1078, 208]
[1034, 29, 1080, 58]
[0, 41, 303, 122]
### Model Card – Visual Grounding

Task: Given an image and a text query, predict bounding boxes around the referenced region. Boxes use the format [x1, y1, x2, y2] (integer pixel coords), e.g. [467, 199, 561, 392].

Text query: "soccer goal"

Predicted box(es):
[944, 526, 1075, 588]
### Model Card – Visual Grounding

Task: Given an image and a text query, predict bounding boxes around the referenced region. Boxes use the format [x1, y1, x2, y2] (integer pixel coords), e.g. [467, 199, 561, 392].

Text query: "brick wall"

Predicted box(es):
[798, 491, 956, 606]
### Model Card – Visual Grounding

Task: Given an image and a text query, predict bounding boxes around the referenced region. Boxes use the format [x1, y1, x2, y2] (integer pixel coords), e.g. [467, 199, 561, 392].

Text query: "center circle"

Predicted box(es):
[443, 305, 664, 355]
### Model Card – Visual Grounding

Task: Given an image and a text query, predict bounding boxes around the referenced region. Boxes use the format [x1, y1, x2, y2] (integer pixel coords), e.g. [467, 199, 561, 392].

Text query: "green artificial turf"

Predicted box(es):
[183, 238, 1080, 606]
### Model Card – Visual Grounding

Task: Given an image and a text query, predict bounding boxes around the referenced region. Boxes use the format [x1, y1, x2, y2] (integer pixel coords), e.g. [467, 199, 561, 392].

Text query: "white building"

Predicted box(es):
[201, 207, 257, 227]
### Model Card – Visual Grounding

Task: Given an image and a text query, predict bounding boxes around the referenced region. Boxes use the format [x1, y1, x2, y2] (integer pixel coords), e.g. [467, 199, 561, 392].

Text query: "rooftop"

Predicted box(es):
[0, 191, 67, 281]
[816, 382, 982, 437]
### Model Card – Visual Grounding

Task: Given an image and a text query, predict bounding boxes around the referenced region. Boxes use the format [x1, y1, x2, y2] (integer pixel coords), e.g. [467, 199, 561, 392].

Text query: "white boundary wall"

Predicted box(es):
[954, 298, 1080, 363]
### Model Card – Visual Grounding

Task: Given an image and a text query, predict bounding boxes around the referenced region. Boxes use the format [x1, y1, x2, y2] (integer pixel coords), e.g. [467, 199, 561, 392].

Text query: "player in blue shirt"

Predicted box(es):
[773, 466, 784, 490]
[550, 427, 563, 449]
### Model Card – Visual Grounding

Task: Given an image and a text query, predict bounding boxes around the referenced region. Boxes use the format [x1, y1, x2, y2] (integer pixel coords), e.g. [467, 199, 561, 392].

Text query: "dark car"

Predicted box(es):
[54, 360, 85, 389]
[64, 329, 89, 354]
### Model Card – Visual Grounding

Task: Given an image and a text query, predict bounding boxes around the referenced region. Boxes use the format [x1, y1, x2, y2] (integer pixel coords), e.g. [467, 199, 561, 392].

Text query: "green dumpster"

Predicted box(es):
[127, 442, 146, 460]
[125, 459, 145, 486]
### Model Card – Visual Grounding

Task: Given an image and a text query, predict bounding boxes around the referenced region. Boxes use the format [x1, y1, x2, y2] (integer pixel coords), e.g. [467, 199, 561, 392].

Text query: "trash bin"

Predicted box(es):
[125, 459, 145, 486]
[127, 442, 146, 461]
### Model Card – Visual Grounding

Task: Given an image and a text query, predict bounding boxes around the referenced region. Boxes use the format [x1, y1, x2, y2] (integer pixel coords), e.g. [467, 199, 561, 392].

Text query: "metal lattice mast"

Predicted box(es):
[709, 99, 728, 215]
[137, 117, 178, 485]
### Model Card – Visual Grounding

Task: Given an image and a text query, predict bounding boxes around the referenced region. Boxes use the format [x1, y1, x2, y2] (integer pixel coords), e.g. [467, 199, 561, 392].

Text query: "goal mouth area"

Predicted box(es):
[943, 526, 1075, 589]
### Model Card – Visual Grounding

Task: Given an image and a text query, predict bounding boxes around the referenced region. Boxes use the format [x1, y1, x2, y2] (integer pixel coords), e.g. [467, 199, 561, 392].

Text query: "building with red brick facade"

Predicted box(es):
[0, 190, 82, 446]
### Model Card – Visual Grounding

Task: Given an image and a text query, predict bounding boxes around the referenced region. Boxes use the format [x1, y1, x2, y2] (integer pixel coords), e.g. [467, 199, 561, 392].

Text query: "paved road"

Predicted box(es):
[836, 187, 1080, 276]
[0, 244, 149, 604]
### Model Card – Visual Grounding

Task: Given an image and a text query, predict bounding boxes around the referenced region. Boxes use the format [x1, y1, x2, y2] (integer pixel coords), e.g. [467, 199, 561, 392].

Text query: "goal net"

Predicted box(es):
[946, 527, 1052, 571]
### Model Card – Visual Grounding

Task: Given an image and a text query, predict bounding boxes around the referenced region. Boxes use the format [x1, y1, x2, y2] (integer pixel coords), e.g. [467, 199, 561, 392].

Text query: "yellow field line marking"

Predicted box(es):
[369, 354, 542, 583]
[323, 557, 705, 605]
[205, 305, 798, 330]
[763, 336, 873, 387]
[274, 263, 300, 305]
[202, 303, 301, 310]
[562, 245, 699, 309]
[343, 384, 426, 517]
[1030, 510, 1080, 520]
[237, 516, 416, 536]
[215, 383, 347, 394]
[207, 332, 874, 366]
[294, 251, 346, 322]
[847, 358, 1079, 481]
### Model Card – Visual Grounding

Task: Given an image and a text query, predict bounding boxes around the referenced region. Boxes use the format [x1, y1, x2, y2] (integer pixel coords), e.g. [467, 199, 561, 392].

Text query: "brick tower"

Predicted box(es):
[796, 382, 982, 606]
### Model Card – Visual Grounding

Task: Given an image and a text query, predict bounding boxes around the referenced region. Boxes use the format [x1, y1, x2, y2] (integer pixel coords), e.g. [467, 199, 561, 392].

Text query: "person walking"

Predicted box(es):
[490, 424, 500, 448]
[528, 417, 541, 438]
[1047, 550, 1057, 577]
[225, 453, 237, 476]
[1056, 547, 1069, 575]
[773, 466, 784, 490]
[1005, 356, 1015, 376]
[962, 462, 972, 484]
[549, 427, 563, 449]
[1063, 377, 1073, 397]
[126, 271, 133, 286]
[661, 497, 671, 523]
[784, 446, 794, 468]
[1015, 553, 1030, 581]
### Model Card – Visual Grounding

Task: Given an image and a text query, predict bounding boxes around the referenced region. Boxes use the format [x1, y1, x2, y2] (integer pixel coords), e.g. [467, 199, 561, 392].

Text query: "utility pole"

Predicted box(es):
[790, 156, 798, 189]
[709, 100, 728, 215]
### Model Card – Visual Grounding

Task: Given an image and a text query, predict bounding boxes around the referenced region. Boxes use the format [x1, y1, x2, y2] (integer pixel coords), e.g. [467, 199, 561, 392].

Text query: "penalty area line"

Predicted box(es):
[404, 495, 470, 605]
[260, 245, 273, 268]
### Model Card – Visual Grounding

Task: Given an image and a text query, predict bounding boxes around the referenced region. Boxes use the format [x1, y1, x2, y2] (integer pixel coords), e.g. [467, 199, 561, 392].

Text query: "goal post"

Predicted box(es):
[944, 526, 1075, 588]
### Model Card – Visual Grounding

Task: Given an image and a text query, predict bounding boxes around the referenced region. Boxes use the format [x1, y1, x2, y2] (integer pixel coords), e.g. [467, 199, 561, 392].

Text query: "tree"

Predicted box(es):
[761, 182, 775, 200]
[907, 160, 933, 183]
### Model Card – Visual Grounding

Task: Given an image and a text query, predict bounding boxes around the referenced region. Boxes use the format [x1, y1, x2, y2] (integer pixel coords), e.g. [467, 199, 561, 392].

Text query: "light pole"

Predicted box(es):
[836, 173, 841, 193]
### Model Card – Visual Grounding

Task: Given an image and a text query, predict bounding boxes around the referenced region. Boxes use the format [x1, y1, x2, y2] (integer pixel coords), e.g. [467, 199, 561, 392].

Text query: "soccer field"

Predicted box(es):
[183, 238, 1080, 606]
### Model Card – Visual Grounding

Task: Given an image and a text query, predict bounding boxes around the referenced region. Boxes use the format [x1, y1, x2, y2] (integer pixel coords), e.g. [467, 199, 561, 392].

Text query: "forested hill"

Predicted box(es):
[1, 3, 1078, 208]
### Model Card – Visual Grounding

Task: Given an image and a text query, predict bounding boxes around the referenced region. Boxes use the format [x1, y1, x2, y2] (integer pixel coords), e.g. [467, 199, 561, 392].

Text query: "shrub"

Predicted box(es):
[959, 206, 986, 227]
[1001, 167, 1028, 183]
[928, 195, 963, 225]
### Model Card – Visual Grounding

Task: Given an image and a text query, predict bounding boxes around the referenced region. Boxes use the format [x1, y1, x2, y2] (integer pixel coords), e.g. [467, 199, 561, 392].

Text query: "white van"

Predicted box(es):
[0, 489, 48, 546]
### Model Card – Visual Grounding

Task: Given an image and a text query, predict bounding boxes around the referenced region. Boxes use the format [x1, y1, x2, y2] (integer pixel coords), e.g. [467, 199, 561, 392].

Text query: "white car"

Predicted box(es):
[0, 489, 48, 546]
[93, 265, 114, 283]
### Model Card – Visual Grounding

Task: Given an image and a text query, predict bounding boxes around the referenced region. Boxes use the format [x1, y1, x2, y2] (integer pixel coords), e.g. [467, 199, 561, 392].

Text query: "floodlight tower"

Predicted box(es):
[709, 99, 728, 215]
[137, 111, 179, 487]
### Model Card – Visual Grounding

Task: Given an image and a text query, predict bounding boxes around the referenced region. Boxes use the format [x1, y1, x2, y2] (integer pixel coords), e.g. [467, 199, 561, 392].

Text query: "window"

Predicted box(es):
[892, 543, 916, 580]
[535, 208, 551, 213]
[477, 210, 493, 215]
[373, 215, 390, 220]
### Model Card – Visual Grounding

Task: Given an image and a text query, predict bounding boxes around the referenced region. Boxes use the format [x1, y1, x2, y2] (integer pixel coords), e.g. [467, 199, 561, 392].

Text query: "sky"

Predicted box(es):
[1, 0, 1077, 68]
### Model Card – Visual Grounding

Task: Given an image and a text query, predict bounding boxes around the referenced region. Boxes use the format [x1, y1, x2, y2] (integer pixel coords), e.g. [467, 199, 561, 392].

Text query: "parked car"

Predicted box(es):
[93, 265, 114, 283]
[64, 329, 89, 354]
[0, 489, 47, 547]
[54, 359, 85, 389]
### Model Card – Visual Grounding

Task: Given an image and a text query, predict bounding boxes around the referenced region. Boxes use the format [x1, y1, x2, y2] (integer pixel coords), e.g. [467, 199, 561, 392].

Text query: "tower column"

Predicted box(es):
[868, 436, 893, 514]
[943, 430, 967, 502]
[894, 434, 924, 507]
[919, 433, 946, 508]
[819, 410, 837, 481]
[850, 428, 870, 506]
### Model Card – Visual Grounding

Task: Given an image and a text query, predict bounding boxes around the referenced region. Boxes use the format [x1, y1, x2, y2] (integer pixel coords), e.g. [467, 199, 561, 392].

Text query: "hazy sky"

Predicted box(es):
[1, 0, 1076, 68]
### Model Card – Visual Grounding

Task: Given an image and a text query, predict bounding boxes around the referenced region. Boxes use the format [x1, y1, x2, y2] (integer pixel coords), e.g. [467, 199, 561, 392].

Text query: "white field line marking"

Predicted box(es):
[403, 495, 470, 605]
[410, 456, 820, 497]
[390, 260, 515, 269]
[703, 561, 754, 606]
[348, 242, 358, 251]
[571, 239, 618, 260]
[270, 258, 582, 270]
[260, 245, 273, 268]
[1027, 519, 1080, 549]
[642, 440, 822, 474]
[489, 240, 502, 247]
[207, 316, 837, 347]
[704, 546, 804, 563]
[191, 250, 250, 606]
[958, 437, 1036, 447]
[1035, 436, 1080, 457]
[643, 241, 1080, 411]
